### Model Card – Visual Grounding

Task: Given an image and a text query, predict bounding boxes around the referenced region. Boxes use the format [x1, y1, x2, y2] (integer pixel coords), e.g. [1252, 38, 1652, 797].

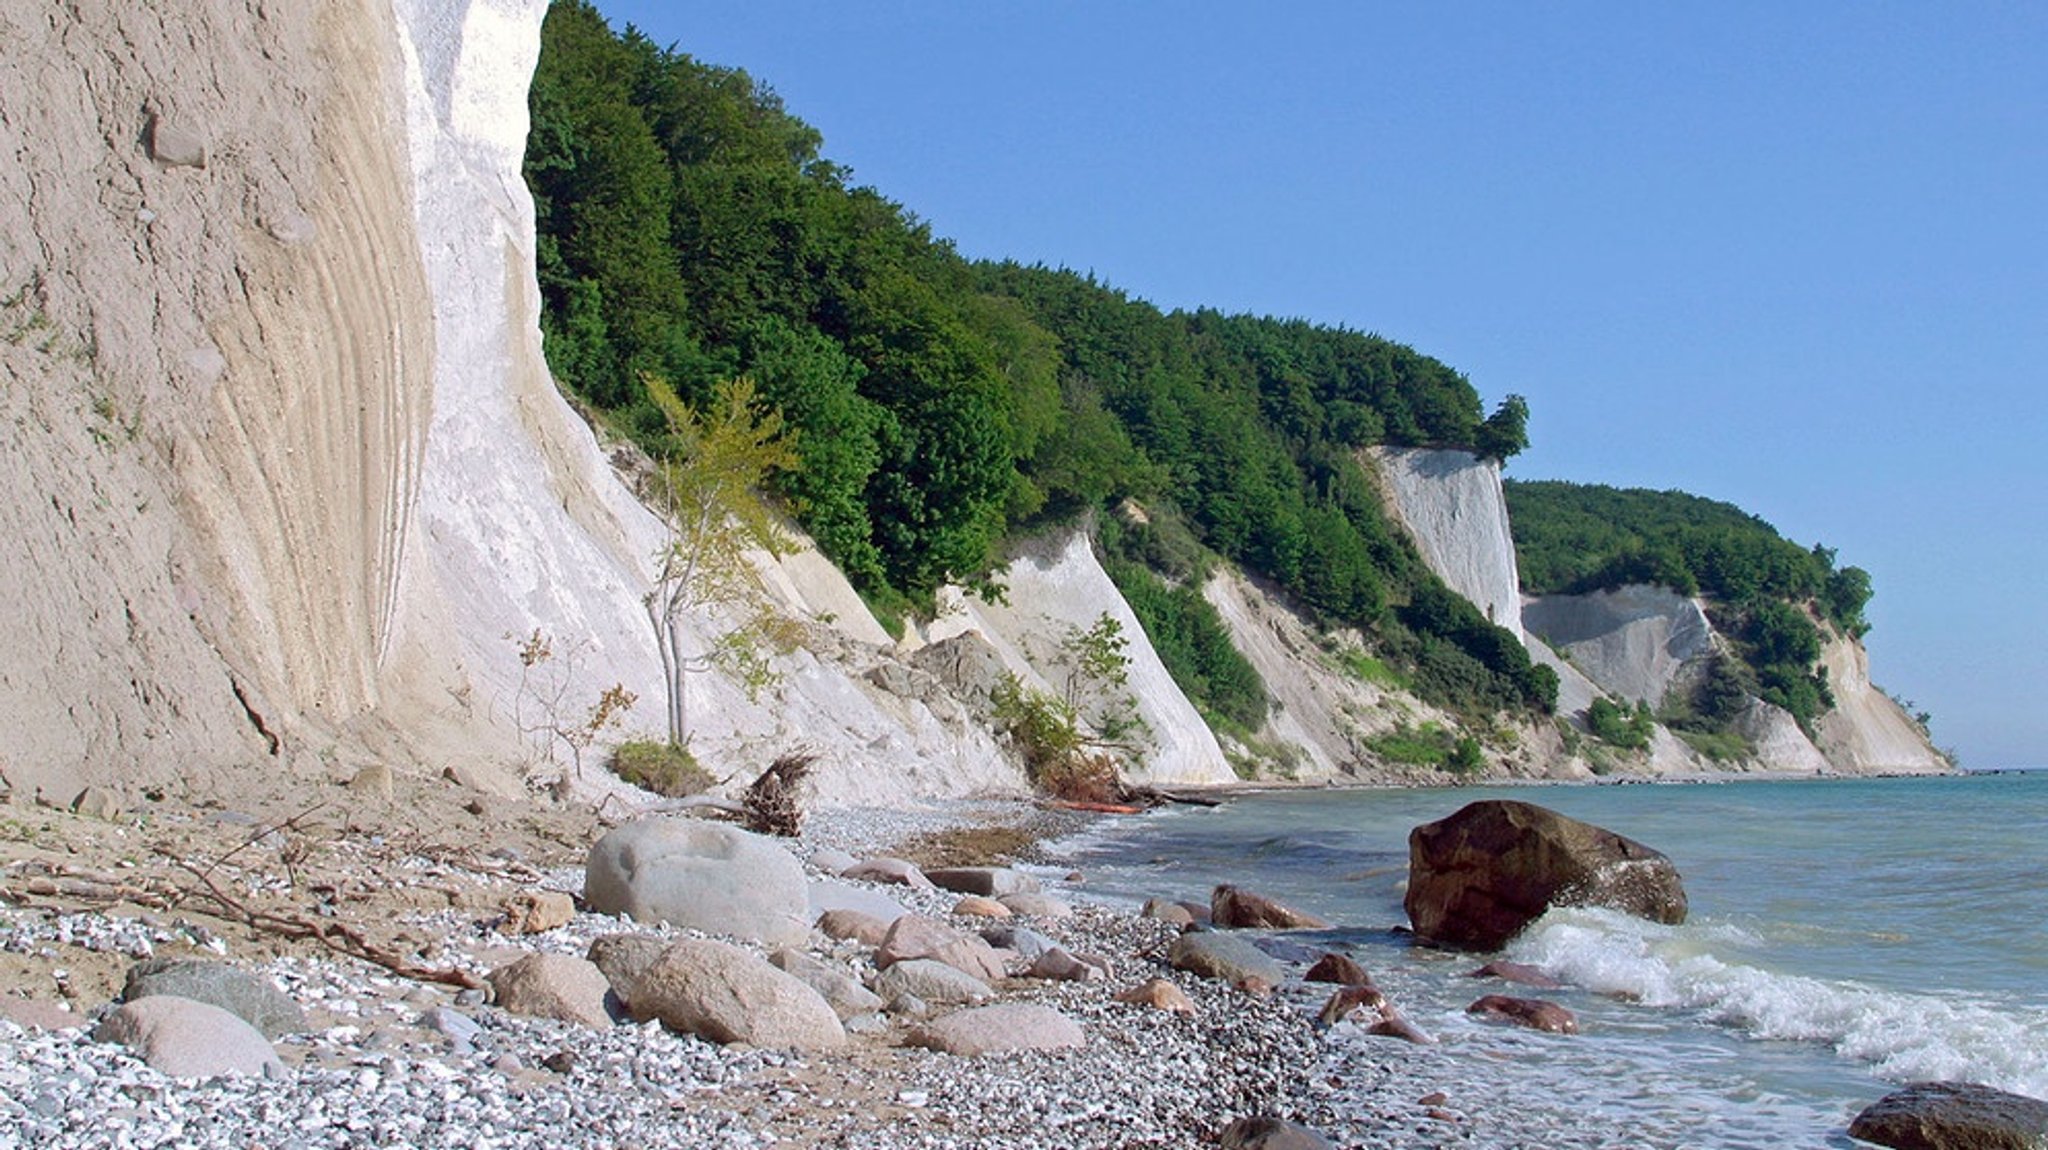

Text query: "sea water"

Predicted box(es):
[1050, 772, 2048, 1148]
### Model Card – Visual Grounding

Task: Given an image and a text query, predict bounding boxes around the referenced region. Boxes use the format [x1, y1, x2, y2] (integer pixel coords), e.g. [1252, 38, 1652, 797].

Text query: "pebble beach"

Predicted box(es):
[0, 790, 1493, 1150]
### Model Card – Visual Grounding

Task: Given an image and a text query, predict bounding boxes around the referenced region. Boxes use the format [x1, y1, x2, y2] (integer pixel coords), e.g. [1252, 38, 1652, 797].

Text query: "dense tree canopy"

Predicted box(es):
[1506, 480, 1872, 728]
[526, 2, 1549, 719]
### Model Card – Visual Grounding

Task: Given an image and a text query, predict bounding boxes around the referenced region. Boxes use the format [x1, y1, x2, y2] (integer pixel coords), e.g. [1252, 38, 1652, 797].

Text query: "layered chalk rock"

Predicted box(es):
[1371, 447, 1524, 643]
[585, 818, 810, 946]
[1405, 800, 1687, 951]
[922, 529, 1235, 786]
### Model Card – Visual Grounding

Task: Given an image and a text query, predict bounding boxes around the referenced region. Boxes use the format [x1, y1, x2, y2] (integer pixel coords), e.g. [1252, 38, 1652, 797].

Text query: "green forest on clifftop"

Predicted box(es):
[519, 2, 1618, 725]
[1507, 480, 1874, 731]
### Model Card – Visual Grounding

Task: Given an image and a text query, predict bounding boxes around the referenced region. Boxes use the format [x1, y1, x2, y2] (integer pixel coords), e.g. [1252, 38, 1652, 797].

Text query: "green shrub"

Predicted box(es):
[611, 739, 713, 796]
[1365, 723, 1452, 767]
[1586, 697, 1653, 750]
[1674, 729, 1752, 762]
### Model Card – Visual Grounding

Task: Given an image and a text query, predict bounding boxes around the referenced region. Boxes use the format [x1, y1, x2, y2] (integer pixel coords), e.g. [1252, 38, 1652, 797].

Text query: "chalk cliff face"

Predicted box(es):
[0, 0, 1031, 807]
[925, 532, 1235, 787]
[1523, 584, 1948, 776]
[0, 1, 1945, 803]
[1371, 448, 1524, 642]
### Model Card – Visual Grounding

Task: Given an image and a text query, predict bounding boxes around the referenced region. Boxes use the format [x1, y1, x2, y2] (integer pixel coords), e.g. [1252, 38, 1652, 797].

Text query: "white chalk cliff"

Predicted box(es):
[1371, 447, 1525, 642]
[0, 0, 1945, 805]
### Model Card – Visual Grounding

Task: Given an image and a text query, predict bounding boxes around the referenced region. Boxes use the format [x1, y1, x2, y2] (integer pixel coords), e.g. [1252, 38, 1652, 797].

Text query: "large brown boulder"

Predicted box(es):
[1848, 1081, 2048, 1150]
[1405, 800, 1686, 951]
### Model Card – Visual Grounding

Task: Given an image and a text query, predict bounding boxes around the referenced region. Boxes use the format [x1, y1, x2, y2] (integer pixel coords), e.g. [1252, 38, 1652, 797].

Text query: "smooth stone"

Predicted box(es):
[499, 890, 576, 935]
[923, 866, 1042, 897]
[585, 933, 668, 1009]
[624, 938, 845, 1050]
[122, 959, 307, 1039]
[1028, 948, 1107, 983]
[585, 818, 811, 947]
[1220, 1115, 1337, 1150]
[875, 915, 1007, 983]
[1212, 884, 1330, 930]
[840, 857, 934, 889]
[1848, 1080, 2048, 1150]
[908, 1003, 1083, 1057]
[951, 896, 1012, 918]
[1304, 952, 1373, 987]
[768, 949, 885, 1020]
[979, 924, 1060, 961]
[1466, 994, 1579, 1034]
[1140, 898, 1195, 928]
[94, 996, 281, 1078]
[487, 953, 613, 1030]
[1114, 978, 1196, 1015]
[807, 878, 910, 925]
[814, 908, 892, 946]
[1167, 932, 1285, 986]
[872, 958, 995, 1005]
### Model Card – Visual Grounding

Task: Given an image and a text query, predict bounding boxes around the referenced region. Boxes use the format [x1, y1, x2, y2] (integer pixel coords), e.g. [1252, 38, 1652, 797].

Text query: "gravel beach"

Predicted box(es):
[0, 781, 1522, 1150]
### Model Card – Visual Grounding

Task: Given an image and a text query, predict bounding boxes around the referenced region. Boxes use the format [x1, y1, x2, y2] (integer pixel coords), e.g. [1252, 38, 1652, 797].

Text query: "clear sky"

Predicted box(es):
[592, 2, 2047, 767]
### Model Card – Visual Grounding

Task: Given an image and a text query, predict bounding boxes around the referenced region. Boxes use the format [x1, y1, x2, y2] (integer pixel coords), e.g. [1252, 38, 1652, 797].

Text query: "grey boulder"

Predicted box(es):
[768, 949, 886, 1020]
[585, 817, 811, 946]
[1168, 932, 1286, 986]
[924, 866, 1041, 897]
[121, 959, 306, 1038]
[873, 958, 995, 1005]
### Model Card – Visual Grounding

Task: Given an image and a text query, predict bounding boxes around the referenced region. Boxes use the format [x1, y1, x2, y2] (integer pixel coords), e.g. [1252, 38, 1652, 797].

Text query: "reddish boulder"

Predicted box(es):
[1211, 884, 1329, 930]
[1304, 952, 1373, 987]
[1467, 994, 1578, 1034]
[1313, 984, 1388, 1028]
[1466, 960, 1564, 990]
[1405, 800, 1686, 951]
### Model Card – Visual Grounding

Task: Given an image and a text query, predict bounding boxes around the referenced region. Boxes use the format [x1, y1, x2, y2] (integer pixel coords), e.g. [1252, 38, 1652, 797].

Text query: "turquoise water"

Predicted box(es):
[1053, 773, 2048, 1147]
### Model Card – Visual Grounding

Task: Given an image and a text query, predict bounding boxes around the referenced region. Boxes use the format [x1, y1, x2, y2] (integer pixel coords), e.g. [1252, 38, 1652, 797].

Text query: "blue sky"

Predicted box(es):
[592, 2, 2047, 767]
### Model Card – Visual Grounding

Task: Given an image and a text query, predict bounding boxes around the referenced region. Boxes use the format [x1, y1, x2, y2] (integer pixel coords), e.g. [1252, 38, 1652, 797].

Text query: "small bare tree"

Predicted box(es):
[642, 375, 801, 746]
[509, 629, 636, 789]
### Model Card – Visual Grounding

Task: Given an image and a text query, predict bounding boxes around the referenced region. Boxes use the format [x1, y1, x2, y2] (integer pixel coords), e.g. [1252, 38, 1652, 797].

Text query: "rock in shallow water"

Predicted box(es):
[1848, 1081, 2048, 1150]
[1212, 884, 1329, 930]
[1405, 799, 1687, 951]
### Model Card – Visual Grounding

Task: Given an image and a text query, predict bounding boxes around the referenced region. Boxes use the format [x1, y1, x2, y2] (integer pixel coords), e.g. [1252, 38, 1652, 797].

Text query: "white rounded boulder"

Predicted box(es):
[585, 817, 810, 947]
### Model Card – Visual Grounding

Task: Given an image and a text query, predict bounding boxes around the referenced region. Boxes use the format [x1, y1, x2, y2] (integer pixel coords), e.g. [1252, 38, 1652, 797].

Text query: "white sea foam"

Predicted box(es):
[1509, 906, 2048, 1098]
